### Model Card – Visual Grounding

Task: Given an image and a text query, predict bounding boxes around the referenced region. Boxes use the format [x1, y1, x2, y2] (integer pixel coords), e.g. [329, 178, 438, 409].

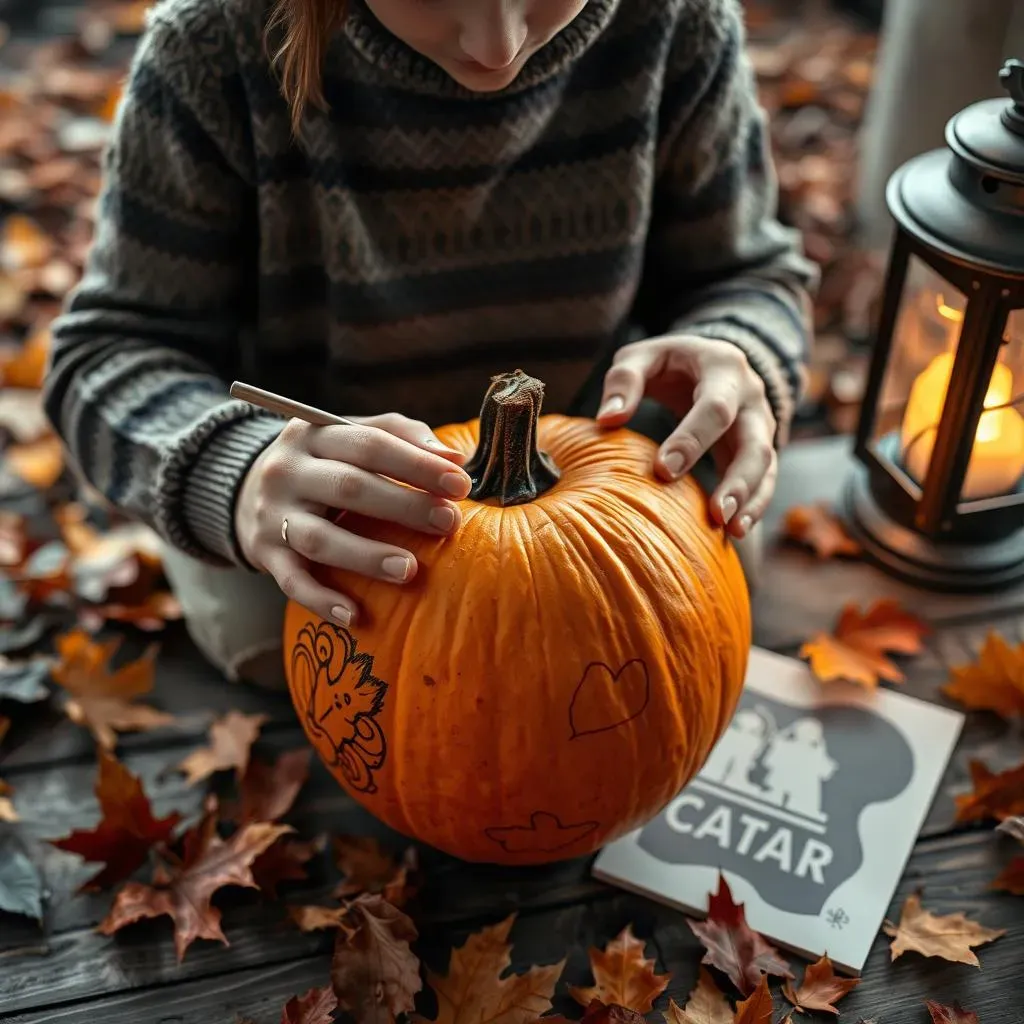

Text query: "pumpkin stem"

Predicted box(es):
[465, 369, 560, 506]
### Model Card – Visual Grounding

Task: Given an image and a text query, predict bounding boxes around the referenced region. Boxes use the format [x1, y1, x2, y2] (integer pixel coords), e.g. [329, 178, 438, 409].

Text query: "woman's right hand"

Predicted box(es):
[234, 413, 471, 627]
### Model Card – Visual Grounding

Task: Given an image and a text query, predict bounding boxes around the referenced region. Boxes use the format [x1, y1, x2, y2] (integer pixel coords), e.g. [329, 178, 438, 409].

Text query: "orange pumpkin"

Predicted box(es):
[283, 370, 751, 865]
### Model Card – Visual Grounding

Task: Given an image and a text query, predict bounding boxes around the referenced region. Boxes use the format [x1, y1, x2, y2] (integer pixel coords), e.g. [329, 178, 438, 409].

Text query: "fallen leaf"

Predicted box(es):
[569, 924, 670, 1012]
[925, 1002, 980, 1024]
[882, 893, 1005, 966]
[0, 833, 44, 920]
[98, 814, 293, 961]
[252, 834, 326, 899]
[0, 653, 52, 703]
[176, 710, 269, 785]
[955, 759, 1024, 824]
[780, 502, 860, 559]
[942, 632, 1024, 719]
[289, 901, 350, 932]
[799, 599, 929, 688]
[79, 590, 182, 632]
[990, 857, 1024, 895]
[236, 748, 311, 823]
[332, 894, 423, 1024]
[333, 835, 419, 907]
[0, 325, 49, 388]
[687, 873, 793, 997]
[569, 1003, 646, 1024]
[732, 976, 774, 1024]
[0, 214, 54, 271]
[4, 434, 64, 490]
[414, 913, 563, 1024]
[663, 966, 732, 1023]
[781, 955, 859, 1015]
[47, 748, 181, 890]
[50, 628, 172, 749]
[281, 985, 339, 1024]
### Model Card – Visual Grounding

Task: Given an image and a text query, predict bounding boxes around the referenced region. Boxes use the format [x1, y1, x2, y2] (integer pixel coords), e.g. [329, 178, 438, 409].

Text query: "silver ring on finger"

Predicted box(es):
[281, 517, 290, 546]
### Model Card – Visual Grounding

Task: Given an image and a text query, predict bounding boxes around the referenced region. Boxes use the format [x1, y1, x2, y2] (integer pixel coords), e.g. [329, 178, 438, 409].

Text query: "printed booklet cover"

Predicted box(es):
[592, 646, 964, 974]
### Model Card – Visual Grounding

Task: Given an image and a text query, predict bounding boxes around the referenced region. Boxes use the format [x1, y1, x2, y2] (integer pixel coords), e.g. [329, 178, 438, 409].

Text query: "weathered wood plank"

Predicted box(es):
[2, 828, 1019, 1024]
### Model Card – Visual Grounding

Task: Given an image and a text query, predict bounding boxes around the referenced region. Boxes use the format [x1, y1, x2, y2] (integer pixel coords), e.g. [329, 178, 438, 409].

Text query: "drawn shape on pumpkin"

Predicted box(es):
[484, 811, 600, 854]
[292, 622, 388, 794]
[569, 658, 650, 739]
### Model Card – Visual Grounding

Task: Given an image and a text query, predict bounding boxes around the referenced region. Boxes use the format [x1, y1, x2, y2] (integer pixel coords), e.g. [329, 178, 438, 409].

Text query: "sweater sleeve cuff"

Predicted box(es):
[181, 413, 285, 567]
[672, 297, 809, 448]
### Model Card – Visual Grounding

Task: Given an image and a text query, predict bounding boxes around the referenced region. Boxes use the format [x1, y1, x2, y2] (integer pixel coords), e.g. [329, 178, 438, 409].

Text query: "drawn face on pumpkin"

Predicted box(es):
[363, 0, 588, 91]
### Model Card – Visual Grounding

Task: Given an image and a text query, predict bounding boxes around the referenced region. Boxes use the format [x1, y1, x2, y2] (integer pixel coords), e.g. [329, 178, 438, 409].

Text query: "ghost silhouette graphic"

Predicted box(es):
[292, 622, 388, 794]
[637, 692, 915, 916]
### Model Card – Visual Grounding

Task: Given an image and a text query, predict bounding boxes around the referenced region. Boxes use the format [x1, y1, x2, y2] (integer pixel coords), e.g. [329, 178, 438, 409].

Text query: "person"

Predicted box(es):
[42, 0, 818, 688]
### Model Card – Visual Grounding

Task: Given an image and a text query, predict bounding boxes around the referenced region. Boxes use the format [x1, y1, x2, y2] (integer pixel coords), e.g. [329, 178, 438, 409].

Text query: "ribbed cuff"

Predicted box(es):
[182, 413, 285, 567]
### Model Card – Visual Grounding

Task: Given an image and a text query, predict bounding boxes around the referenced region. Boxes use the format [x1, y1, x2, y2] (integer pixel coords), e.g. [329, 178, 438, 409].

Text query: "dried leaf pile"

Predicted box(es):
[0, 2, 1018, 1023]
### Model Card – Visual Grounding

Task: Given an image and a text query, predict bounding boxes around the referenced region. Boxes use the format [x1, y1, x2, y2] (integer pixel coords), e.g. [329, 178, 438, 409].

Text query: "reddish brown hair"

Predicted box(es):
[266, 0, 347, 131]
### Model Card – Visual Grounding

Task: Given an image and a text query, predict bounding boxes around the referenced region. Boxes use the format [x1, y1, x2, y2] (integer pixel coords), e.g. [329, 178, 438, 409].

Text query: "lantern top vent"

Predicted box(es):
[886, 59, 1024, 277]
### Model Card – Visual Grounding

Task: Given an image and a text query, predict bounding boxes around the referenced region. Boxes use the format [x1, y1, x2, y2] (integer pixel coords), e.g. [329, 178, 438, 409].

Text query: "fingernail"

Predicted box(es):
[662, 451, 686, 479]
[425, 436, 456, 452]
[440, 472, 470, 498]
[721, 496, 738, 523]
[331, 604, 353, 627]
[429, 505, 456, 533]
[598, 395, 625, 418]
[738, 514, 753, 534]
[382, 555, 412, 581]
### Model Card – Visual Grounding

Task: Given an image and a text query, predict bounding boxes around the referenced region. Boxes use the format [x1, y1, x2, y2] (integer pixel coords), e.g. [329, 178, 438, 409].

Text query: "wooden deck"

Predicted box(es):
[1, 435, 1023, 1022]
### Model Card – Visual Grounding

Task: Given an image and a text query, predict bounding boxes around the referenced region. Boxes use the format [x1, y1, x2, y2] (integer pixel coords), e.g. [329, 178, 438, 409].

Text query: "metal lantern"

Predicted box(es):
[843, 59, 1024, 591]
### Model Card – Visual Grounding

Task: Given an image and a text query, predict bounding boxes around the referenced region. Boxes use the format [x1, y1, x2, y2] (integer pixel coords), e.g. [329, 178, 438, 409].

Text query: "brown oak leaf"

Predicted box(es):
[98, 812, 292, 961]
[333, 835, 419, 908]
[687, 873, 793, 996]
[252, 834, 326, 899]
[569, 924, 670, 1012]
[331, 894, 423, 1024]
[414, 913, 564, 1024]
[732, 976, 774, 1024]
[781, 955, 859, 1015]
[236, 748, 311, 823]
[942, 632, 1024, 718]
[663, 966, 732, 1024]
[176, 710, 269, 785]
[882, 893, 1005, 966]
[954, 759, 1024, 824]
[800, 599, 929, 688]
[281, 985, 339, 1024]
[50, 628, 172, 749]
[925, 1001, 980, 1024]
[780, 502, 860, 559]
[48, 748, 181, 890]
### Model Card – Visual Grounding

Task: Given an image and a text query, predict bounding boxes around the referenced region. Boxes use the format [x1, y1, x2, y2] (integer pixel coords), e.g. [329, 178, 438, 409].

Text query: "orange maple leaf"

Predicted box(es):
[50, 628, 172, 749]
[780, 502, 860, 560]
[781, 954, 859, 1015]
[800, 599, 929, 688]
[47, 749, 181, 890]
[175, 710, 269, 785]
[942, 632, 1024, 719]
[663, 966, 732, 1023]
[413, 913, 563, 1024]
[925, 1000, 980, 1024]
[882, 893, 1005, 966]
[98, 804, 292, 961]
[732, 976, 774, 1024]
[954, 759, 1024, 824]
[569, 925, 671, 1013]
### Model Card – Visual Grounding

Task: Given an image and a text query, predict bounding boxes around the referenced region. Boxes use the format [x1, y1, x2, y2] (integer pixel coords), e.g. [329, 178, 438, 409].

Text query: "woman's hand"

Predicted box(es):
[595, 335, 778, 539]
[235, 412, 471, 627]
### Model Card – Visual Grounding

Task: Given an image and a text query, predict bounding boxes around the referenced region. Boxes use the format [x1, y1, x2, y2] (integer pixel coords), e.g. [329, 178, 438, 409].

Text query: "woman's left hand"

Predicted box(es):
[595, 334, 778, 539]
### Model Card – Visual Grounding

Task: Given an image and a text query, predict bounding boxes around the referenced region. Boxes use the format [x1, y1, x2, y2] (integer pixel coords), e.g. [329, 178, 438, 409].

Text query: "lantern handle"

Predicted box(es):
[1000, 58, 1024, 135]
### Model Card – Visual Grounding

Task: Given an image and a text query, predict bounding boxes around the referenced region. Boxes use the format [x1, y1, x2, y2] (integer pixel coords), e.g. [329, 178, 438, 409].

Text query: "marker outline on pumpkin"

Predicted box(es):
[484, 811, 600, 854]
[569, 658, 651, 739]
[292, 621, 388, 794]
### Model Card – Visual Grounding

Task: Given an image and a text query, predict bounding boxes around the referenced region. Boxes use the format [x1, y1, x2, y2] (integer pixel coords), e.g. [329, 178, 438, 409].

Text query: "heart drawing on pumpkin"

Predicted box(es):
[569, 658, 650, 739]
[484, 812, 600, 854]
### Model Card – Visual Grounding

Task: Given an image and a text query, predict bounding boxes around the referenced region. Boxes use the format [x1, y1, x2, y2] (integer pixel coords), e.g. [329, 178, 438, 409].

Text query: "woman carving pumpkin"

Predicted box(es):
[42, 0, 817, 688]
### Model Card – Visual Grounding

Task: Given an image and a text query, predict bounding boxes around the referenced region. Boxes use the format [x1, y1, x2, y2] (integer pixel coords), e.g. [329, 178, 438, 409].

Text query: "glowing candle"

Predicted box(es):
[900, 352, 1024, 500]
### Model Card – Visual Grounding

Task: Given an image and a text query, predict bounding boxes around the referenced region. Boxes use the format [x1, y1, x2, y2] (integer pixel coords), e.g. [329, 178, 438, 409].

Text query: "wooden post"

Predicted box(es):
[854, 0, 1022, 250]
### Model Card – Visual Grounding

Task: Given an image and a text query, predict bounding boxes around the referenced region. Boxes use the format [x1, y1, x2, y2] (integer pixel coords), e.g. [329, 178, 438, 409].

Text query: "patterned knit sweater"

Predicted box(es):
[43, 0, 818, 568]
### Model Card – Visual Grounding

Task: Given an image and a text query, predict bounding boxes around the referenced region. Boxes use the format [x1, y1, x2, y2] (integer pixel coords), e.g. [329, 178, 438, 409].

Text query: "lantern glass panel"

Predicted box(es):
[871, 256, 967, 489]
[955, 309, 1024, 503]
